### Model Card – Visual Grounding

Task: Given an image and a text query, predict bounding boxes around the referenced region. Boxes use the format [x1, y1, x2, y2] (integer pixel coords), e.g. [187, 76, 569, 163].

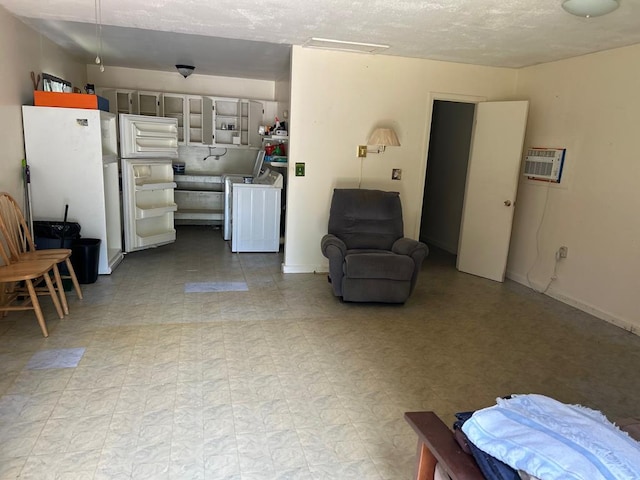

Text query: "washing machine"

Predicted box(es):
[230, 168, 284, 253]
[222, 150, 265, 240]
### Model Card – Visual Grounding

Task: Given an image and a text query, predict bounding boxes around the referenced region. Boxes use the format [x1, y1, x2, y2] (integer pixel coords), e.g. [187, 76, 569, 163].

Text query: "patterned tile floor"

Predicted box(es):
[1, 225, 639, 479]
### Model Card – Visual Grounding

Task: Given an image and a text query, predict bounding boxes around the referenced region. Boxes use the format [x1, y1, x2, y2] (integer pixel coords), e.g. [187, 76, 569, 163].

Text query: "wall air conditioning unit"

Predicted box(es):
[523, 148, 565, 182]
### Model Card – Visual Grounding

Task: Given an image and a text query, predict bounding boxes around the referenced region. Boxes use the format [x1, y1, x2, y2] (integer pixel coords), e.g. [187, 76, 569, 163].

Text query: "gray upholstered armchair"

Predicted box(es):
[320, 188, 428, 303]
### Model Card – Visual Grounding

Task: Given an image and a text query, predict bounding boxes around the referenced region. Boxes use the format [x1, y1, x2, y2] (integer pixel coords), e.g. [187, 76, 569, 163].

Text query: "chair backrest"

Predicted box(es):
[0, 192, 37, 262]
[0, 230, 12, 266]
[328, 188, 404, 250]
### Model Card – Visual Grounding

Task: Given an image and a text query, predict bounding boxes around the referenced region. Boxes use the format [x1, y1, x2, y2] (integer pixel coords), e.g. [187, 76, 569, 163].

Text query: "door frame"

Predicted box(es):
[413, 92, 487, 240]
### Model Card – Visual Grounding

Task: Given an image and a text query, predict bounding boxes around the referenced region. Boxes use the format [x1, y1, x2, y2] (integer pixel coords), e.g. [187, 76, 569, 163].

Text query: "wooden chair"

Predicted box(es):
[405, 412, 483, 480]
[0, 192, 83, 316]
[0, 238, 64, 337]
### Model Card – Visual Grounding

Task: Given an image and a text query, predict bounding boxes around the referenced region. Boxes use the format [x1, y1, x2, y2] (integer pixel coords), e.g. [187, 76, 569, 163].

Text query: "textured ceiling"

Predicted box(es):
[2, 0, 639, 80]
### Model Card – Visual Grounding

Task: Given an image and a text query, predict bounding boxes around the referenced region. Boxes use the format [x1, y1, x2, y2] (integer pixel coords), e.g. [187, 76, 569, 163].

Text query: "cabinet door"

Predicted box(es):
[138, 91, 161, 116]
[262, 101, 278, 126]
[162, 94, 186, 144]
[248, 100, 264, 147]
[202, 96, 214, 145]
[187, 96, 203, 145]
[186, 96, 214, 145]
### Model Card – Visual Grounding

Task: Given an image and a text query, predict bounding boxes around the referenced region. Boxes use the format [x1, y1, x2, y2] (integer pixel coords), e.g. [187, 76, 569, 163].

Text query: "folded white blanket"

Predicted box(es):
[461, 394, 640, 480]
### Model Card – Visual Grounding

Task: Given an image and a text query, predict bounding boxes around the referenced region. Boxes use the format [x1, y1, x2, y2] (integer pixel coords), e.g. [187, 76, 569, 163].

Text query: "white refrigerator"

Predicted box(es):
[119, 114, 179, 253]
[22, 106, 123, 275]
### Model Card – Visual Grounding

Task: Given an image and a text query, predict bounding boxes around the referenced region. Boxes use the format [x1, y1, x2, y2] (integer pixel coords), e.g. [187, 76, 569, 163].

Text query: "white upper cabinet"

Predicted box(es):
[138, 91, 162, 116]
[100, 87, 273, 149]
[212, 98, 263, 148]
[212, 98, 242, 147]
[101, 88, 138, 115]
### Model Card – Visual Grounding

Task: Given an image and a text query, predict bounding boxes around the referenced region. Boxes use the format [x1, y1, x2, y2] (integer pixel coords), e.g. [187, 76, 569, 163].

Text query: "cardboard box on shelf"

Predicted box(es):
[34, 91, 110, 112]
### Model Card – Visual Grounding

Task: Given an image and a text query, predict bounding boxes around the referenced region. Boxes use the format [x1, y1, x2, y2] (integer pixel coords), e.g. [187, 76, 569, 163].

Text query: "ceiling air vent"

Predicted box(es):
[523, 148, 566, 183]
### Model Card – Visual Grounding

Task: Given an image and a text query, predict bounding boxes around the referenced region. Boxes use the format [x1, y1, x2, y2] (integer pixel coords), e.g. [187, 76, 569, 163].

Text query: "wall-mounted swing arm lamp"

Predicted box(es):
[358, 128, 400, 157]
[357, 128, 400, 157]
[356, 127, 401, 187]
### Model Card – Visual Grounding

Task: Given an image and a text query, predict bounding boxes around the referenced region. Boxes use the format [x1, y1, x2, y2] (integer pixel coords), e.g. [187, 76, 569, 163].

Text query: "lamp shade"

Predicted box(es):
[367, 128, 400, 147]
[561, 0, 619, 17]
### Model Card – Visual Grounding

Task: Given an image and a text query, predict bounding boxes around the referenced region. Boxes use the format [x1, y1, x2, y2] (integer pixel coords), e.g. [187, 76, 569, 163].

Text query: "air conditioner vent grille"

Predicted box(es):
[524, 160, 553, 177]
[523, 148, 565, 182]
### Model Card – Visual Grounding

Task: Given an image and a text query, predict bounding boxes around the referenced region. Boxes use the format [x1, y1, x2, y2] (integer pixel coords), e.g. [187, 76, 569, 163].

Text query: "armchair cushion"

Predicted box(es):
[328, 189, 403, 250]
[344, 252, 414, 281]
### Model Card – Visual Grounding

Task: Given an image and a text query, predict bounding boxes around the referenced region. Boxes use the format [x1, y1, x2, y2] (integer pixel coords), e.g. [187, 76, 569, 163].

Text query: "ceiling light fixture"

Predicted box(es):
[176, 64, 195, 78]
[302, 37, 389, 54]
[561, 0, 619, 18]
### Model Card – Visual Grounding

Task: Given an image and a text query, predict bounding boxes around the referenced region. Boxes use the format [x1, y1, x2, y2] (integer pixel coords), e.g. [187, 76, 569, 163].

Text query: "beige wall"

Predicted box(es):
[0, 6, 86, 202]
[88, 65, 275, 100]
[283, 45, 518, 272]
[274, 64, 291, 118]
[508, 44, 640, 332]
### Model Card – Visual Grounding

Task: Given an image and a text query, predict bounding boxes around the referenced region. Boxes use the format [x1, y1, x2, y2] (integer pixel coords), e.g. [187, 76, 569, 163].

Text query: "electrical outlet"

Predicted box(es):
[295, 162, 305, 176]
[357, 145, 367, 158]
[558, 246, 568, 258]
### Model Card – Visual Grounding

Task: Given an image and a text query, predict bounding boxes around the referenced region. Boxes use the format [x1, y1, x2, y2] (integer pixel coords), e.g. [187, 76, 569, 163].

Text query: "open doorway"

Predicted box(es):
[419, 100, 475, 261]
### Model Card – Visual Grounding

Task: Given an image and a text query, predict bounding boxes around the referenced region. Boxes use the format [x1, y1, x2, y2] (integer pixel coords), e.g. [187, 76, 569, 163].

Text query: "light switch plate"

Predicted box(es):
[392, 168, 402, 180]
[295, 162, 305, 176]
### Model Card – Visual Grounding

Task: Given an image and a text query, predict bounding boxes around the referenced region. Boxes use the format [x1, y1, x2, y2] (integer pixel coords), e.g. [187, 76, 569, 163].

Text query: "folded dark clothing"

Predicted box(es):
[454, 411, 520, 480]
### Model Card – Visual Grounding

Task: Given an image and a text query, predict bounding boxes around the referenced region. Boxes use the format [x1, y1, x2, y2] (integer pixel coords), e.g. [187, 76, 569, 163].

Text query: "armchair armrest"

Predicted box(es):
[392, 238, 428, 294]
[392, 237, 429, 257]
[321, 234, 347, 258]
[321, 234, 347, 297]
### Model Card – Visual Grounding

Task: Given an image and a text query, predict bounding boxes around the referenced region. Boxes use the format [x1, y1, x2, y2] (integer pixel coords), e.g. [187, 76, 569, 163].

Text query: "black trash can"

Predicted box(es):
[33, 221, 81, 277]
[70, 238, 101, 284]
[33, 221, 81, 250]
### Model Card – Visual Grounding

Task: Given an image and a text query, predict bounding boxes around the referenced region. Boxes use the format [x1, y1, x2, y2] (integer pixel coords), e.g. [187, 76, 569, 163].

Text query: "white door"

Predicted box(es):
[457, 101, 529, 282]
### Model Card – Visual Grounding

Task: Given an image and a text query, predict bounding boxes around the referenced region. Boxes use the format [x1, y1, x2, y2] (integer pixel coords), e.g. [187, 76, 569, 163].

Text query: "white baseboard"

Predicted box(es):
[281, 263, 328, 274]
[506, 270, 638, 336]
